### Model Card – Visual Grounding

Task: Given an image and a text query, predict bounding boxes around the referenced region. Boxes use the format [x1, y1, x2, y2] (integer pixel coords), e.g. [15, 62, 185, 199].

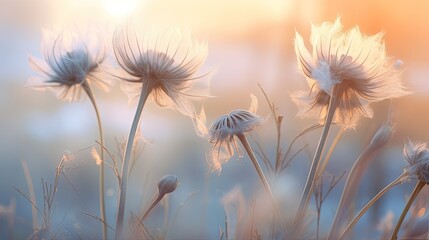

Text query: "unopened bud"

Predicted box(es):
[158, 175, 178, 196]
[369, 123, 393, 150]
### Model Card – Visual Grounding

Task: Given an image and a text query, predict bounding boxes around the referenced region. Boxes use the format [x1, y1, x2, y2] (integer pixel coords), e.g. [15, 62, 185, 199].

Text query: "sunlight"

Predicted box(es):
[101, 0, 139, 17]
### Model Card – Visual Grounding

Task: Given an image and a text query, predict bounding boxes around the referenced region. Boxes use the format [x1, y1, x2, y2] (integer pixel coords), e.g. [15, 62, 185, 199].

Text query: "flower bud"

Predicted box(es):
[158, 175, 178, 196]
[369, 123, 393, 150]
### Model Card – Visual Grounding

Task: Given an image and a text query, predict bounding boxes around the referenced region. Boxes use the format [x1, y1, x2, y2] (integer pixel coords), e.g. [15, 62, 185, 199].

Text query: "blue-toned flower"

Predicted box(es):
[27, 28, 111, 101]
[404, 141, 429, 183]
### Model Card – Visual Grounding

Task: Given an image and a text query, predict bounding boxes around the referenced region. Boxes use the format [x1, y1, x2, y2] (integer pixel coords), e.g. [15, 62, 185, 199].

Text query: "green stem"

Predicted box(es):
[83, 83, 107, 240]
[293, 95, 337, 232]
[338, 172, 407, 240]
[390, 180, 426, 240]
[115, 86, 150, 239]
[236, 134, 285, 228]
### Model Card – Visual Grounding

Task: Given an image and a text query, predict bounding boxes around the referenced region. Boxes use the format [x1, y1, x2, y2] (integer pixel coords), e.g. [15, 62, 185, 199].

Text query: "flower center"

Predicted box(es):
[138, 50, 174, 85]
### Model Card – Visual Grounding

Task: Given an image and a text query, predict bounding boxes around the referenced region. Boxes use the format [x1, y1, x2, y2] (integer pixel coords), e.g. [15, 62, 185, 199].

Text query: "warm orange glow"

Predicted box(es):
[417, 207, 426, 218]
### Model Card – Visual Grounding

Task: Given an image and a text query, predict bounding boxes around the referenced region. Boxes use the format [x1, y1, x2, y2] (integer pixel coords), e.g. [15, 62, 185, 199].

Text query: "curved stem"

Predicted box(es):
[140, 194, 164, 223]
[236, 134, 286, 228]
[328, 145, 372, 239]
[83, 83, 107, 240]
[338, 172, 407, 240]
[115, 86, 150, 239]
[293, 95, 337, 232]
[390, 180, 426, 240]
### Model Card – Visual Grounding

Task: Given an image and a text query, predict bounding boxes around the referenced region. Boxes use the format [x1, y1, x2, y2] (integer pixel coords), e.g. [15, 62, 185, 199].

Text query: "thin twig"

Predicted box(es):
[81, 211, 115, 231]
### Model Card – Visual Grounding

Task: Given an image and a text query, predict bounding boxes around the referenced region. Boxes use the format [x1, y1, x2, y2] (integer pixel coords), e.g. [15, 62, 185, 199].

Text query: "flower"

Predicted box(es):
[201, 95, 261, 172]
[404, 141, 429, 183]
[112, 27, 209, 116]
[27, 28, 112, 102]
[293, 17, 408, 128]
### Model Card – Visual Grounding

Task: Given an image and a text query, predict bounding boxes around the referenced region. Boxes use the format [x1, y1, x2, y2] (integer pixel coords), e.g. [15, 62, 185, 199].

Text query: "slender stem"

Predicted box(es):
[115, 86, 150, 239]
[140, 194, 163, 223]
[328, 145, 372, 239]
[317, 127, 344, 179]
[293, 95, 337, 231]
[225, 215, 229, 240]
[274, 116, 282, 174]
[21, 160, 39, 231]
[237, 134, 286, 229]
[83, 83, 107, 240]
[338, 173, 407, 240]
[391, 180, 426, 240]
[237, 134, 275, 201]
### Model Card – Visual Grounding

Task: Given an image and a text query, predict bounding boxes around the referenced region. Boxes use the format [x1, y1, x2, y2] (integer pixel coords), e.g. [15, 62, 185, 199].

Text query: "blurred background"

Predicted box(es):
[1, 0, 429, 239]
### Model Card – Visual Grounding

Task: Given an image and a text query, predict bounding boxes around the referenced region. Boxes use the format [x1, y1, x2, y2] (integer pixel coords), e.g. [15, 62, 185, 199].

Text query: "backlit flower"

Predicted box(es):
[198, 95, 261, 172]
[27, 28, 111, 102]
[404, 141, 429, 183]
[293, 17, 407, 128]
[113, 27, 209, 116]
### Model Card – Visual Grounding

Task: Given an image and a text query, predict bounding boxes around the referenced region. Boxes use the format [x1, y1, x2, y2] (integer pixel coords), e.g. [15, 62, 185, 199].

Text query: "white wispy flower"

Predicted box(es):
[195, 95, 261, 172]
[404, 141, 429, 183]
[27, 28, 112, 102]
[293, 17, 408, 128]
[113, 26, 210, 116]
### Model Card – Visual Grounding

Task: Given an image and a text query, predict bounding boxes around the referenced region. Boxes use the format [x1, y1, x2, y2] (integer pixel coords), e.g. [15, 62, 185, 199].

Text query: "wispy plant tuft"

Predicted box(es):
[112, 25, 210, 238]
[27, 26, 112, 240]
[292, 17, 408, 233]
[391, 141, 429, 239]
[27, 27, 112, 101]
[293, 17, 408, 128]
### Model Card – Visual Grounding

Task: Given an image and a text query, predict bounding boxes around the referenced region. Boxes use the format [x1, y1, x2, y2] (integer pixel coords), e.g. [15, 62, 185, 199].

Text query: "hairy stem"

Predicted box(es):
[390, 180, 426, 240]
[84, 83, 107, 240]
[115, 86, 150, 239]
[293, 95, 337, 232]
[338, 172, 407, 240]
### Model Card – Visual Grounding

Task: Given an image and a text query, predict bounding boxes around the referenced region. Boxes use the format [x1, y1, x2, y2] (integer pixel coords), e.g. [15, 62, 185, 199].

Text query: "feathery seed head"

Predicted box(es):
[209, 110, 261, 143]
[208, 109, 262, 172]
[293, 17, 408, 128]
[113, 26, 209, 116]
[192, 95, 260, 172]
[404, 141, 429, 183]
[158, 175, 178, 196]
[27, 28, 111, 102]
